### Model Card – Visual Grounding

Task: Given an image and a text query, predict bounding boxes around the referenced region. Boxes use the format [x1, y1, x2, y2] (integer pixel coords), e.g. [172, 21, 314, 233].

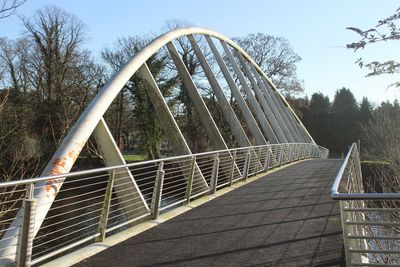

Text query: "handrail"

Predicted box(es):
[330, 143, 400, 200]
[330, 143, 356, 197]
[331, 142, 400, 266]
[0, 143, 312, 189]
[0, 142, 328, 266]
[0, 27, 319, 267]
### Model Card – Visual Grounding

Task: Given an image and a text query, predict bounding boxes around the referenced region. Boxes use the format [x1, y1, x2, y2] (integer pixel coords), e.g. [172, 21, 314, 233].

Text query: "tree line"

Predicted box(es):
[0, 6, 392, 182]
[288, 87, 399, 161]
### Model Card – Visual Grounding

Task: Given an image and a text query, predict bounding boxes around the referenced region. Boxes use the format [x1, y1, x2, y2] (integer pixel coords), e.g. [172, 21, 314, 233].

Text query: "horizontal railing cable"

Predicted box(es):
[0, 143, 327, 265]
[331, 142, 400, 266]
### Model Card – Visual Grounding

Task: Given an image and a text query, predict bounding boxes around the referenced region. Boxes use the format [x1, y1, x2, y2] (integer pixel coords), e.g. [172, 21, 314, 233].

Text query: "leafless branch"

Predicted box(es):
[0, 0, 26, 19]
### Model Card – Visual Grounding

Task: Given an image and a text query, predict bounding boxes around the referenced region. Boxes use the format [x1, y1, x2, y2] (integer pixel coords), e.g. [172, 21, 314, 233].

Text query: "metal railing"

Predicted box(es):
[0, 143, 328, 266]
[331, 143, 400, 266]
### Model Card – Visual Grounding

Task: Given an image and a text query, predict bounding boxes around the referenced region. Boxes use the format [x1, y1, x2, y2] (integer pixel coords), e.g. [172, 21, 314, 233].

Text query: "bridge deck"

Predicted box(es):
[75, 159, 344, 267]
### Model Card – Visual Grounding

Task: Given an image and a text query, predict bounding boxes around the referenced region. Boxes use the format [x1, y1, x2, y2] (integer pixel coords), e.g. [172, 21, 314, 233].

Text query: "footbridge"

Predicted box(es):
[0, 28, 398, 266]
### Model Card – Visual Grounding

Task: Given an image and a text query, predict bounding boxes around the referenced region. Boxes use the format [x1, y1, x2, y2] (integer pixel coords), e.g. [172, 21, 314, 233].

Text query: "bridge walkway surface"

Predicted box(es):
[74, 159, 345, 267]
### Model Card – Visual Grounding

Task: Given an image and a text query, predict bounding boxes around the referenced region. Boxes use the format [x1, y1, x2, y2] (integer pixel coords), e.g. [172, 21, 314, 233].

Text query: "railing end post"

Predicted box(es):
[16, 184, 36, 267]
[96, 170, 115, 242]
[151, 162, 165, 220]
[210, 153, 220, 194]
[185, 156, 196, 204]
[243, 149, 251, 180]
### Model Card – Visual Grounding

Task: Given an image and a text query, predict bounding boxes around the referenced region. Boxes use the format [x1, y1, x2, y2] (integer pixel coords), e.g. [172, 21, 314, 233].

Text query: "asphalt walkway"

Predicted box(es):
[75, 159, 345, 267]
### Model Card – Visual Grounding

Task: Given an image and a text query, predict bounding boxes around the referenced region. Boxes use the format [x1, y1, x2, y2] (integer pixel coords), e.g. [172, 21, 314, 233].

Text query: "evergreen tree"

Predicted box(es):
[309, 93, 331, 114]
[359, 97, 374, 124]
[303, 92, 332, 150]
[331, 88, 359, 154]
[102, 36, 177, 159]
[332, 87, 358, 113]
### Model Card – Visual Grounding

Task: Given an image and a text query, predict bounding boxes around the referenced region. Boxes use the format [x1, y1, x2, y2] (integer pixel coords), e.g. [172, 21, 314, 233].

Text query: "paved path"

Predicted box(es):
[75, 159, 345, 267]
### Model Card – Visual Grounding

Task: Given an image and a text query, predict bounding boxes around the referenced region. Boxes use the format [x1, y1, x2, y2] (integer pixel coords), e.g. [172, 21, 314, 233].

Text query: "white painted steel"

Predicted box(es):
[220, 40, 287, 143]
[188, 35, 252, 147]
[331, 143, 400, 266]
[235, 51, 296, 143]
[0, 143, 327, 265]
[94, 118, 150, 215]
[204, 36, 270, 145]
[0, 27, 317, 264]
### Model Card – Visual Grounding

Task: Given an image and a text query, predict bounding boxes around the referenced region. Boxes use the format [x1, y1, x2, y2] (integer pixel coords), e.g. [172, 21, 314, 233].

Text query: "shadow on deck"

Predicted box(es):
[74, 159, 345, 267]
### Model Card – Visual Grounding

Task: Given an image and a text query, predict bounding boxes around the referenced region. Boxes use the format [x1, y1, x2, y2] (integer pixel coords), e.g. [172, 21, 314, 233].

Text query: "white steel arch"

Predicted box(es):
[44, 27, 314, 186]
[0, 27, 315, 264]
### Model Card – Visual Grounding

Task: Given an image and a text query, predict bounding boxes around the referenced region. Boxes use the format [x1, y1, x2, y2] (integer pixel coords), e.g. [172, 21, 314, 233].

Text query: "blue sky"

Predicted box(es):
[1, 0, 399, 104]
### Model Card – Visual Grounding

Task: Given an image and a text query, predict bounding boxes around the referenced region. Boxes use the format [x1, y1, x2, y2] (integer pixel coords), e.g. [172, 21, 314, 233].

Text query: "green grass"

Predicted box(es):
[123, 154, 146, 162]
[361, 160, 390, 165]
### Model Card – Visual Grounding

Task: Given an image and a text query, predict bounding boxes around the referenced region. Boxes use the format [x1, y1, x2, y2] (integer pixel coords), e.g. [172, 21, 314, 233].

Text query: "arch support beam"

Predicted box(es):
[167, 41, 228, 151]
[260, 76, 313, 143]
[220, 40, 287, 143]
[205, 35, 270, 145]
[138, 63, 209, 191]
[138, 63, 192, 155]
[242, 54, 304, 142]
[188, 35, 251, 147]
[167, 41, 242, 178]
[235, 51, 296, 143]
[94, 118, 150, 216]
[0, 27, 317, 265]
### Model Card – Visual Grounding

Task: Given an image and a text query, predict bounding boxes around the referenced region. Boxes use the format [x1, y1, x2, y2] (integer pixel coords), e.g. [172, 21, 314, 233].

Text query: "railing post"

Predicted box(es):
[185, 156, 196, 204]
[296, 145, 299, 159]
[151, 162, 165, 220]
[288, 144, 293, 162]
[16, 184, 36, 267]
[300, 144, 304, 159]
[340, 201, 353, 267]
[278, 145, 284, 166]
[255, 147, 262, 175]
[264, 146, 270, 171]
[305, 145, 309, 158]
[285, 145, 289, 163]
[305, 145, 308, 158]
[243, 149, 251, 180]
[229, 150, 237, 186]
[290, 145, 296, 162]
[210, 153, 220, 194]
[96, 170, 115, 242]
[271, 147, 277, 168]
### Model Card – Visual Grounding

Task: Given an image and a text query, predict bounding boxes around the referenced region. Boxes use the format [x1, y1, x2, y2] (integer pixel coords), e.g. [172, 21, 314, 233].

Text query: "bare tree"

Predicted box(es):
[233, 33, 303, 96]
[361, 103, 400, 264]
[0, 89, 8, 113]
[22, 6, 102, 150]
[0, 0, 26, 19]
[163, 20, 217, 152]
[362, 104, 400, 196]
[0, 6, 103, 180]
